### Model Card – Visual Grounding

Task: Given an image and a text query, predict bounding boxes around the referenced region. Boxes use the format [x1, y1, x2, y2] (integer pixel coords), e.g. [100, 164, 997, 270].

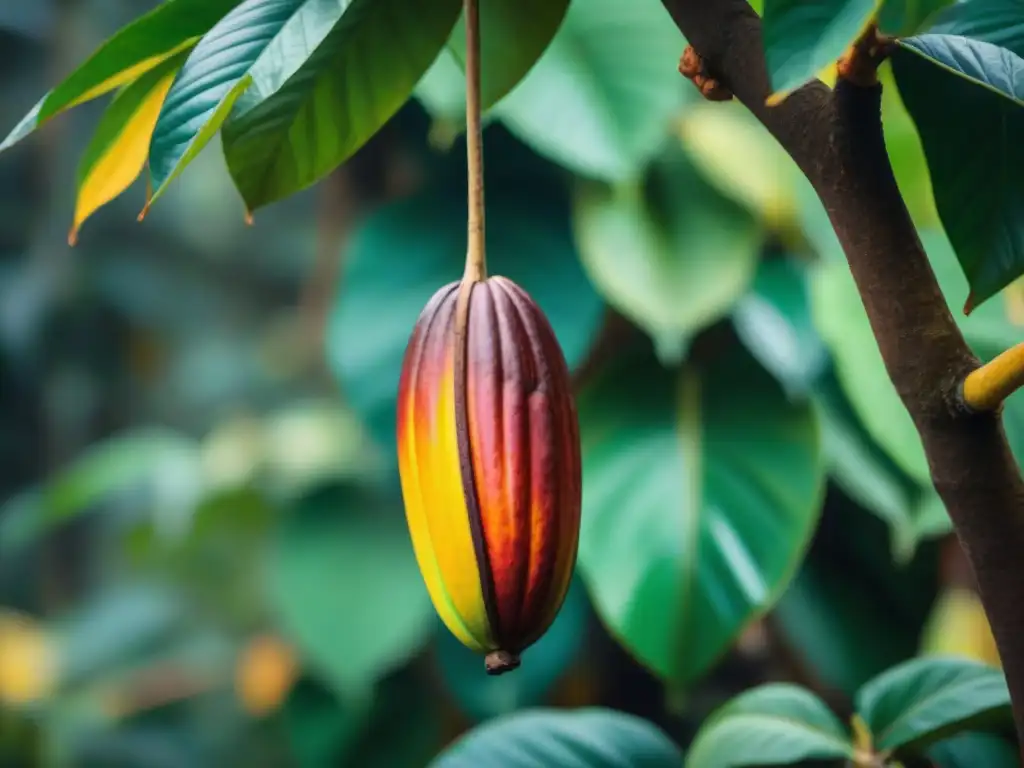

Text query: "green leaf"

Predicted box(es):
[928, 0, 1024, 57]
[124, 486, 276, 628]
[811, 254, 928, 483]
[0, 428, 202, 554]
[687, 684, 855, 767]
[430, 708, 682, 767]
[52, 583, 189, 690]
[576, 340, 825, 684]
[266, 482, 434, 697]
[0, 0, 239, 151]
[491, 0, 686, 180]
[877, 0, 954, 37]
[326, 181, 604, 456]
[436, 577, 589, 723]
[677, 99, 802, 229]
[928, 732, 1020, 768]
[417, 0, 570, 118]
[856, 656, 1012, 753]
[911, 490, 953, 542]
[813, 370, 922, 560]
[811, 228, 1024, 483]
[221, 0, 462, 211]
[148, 0, 458, 208]
[572, 148, 760, 359]
[733, 256, 828, 396]
[892, 34, 1024, 311]
[761, 0, 879, 97]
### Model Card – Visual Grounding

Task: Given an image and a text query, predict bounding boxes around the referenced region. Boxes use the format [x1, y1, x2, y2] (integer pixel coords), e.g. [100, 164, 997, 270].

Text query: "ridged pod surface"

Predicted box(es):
[397, 275, 582, 673]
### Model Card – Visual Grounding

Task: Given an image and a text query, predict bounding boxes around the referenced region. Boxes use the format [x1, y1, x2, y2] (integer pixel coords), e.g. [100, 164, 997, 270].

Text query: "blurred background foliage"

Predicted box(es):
[0, 0, 1013, 766]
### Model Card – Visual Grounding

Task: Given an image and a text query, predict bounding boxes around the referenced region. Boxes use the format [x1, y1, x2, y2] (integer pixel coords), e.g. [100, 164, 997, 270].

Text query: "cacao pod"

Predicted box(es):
[397, 275, 582, 674]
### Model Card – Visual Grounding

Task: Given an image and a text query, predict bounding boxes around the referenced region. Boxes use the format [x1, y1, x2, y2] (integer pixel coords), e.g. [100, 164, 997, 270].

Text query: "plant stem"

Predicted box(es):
[463, 0, 487, 283]
[962, 341, 1024, 411]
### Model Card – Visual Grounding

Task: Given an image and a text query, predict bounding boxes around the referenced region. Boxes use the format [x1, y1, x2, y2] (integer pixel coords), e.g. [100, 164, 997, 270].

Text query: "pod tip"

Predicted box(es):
[485, 650, 520, 676]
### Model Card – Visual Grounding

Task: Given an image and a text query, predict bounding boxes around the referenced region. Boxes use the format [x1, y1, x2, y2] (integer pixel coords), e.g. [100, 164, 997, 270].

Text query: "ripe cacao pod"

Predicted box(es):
[397, 275, 582, 674]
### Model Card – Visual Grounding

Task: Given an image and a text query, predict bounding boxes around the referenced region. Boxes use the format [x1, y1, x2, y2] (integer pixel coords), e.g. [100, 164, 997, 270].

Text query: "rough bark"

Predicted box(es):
[661, 0, 1024, 745]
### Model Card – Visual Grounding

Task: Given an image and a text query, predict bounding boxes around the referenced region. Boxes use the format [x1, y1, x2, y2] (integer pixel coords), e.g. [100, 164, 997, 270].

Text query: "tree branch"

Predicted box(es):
[662, 0, 1024, 744]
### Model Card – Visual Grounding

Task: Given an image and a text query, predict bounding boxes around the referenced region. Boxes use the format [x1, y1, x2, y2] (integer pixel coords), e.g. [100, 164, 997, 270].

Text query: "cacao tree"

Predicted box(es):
[4, 0, 1024, 765]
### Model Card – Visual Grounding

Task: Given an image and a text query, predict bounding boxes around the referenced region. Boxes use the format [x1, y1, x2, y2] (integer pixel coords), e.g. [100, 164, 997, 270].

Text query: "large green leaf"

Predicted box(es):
[733, 256, 828, 396]
[416, 0, 570, 118]
[855, 656, 1012, 754]
[326, 181, 604, 456]
[761, 0, 879, 97]
[811, 228, 1024, 485]
[266, 483, 434, 697]
[435, 577, 589, 723]
[877, 0, 954, 36]
[928, 0, 1024, 57]
[813, 371, 925, 560]
[221, 0, 462, 211]
[928, 732, 1020, 768]
[892, 34, 1024, 311]
[686, 684, 855, 767]
[0, 0, 239, 151]
[811, 255, 929, 483]
[491, 0, 686, 180]
[430, 708, 682, 767]
[572, 148, 760, 361]
[148, 0, 459, 209]
[576, 341, 824, 684]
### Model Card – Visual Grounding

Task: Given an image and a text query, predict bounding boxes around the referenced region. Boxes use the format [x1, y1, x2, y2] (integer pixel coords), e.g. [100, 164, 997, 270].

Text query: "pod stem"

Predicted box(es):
[463, 0, 486, 284]
[485, 650, 520, 676]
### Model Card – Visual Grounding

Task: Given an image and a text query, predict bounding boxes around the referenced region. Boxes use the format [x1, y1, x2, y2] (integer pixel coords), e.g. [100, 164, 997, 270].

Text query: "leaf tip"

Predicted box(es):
[67, 225, 79, 247]
[244, 210, 254, 226]
[963, 292, 976, 316]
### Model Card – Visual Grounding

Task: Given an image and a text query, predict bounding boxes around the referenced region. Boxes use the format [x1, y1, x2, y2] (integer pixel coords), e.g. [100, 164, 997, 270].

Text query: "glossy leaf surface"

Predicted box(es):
[576, 341, 824, 683]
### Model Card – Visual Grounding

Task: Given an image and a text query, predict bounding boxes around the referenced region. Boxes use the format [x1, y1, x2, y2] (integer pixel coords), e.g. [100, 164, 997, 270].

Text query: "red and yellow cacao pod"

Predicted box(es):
[397, 275, 582, 674]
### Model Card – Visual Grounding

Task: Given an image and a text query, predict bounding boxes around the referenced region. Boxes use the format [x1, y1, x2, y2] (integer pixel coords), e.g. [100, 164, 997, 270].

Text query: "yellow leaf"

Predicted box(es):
[0, 611, 57, 705]
[235, 634, 298, 717]
[69, 60, 180, 245]
[920, 587, 1001, 667]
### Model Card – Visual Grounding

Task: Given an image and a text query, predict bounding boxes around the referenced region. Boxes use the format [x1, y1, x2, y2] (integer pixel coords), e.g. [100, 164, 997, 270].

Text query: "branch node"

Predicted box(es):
[961, 341, 1024, 412]
[678, 45, 733, 102]
[836, 23, 897, 88]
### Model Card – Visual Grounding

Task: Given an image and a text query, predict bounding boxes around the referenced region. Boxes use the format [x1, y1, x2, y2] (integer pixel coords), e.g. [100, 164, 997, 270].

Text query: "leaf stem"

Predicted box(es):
[463, 0, 487, 283]
[962, 341, 1024, 411]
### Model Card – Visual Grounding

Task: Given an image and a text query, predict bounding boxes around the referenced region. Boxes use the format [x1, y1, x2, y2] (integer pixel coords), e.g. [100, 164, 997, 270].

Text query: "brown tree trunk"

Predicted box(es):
[660, 0, 1024, 746]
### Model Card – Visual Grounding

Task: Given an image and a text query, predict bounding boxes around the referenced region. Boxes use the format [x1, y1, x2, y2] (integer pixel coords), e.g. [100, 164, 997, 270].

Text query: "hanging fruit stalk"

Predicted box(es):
[395, 0, 583, 675]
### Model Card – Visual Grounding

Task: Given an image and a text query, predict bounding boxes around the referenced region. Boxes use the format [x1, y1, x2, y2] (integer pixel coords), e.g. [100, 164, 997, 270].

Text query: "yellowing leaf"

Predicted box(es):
[676, 100, 801, 230]
[920, 587, 1001, 668]
[0, 611, 56, 705]
[236, 634, 298, 716]
[69, 53, 185, 244]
